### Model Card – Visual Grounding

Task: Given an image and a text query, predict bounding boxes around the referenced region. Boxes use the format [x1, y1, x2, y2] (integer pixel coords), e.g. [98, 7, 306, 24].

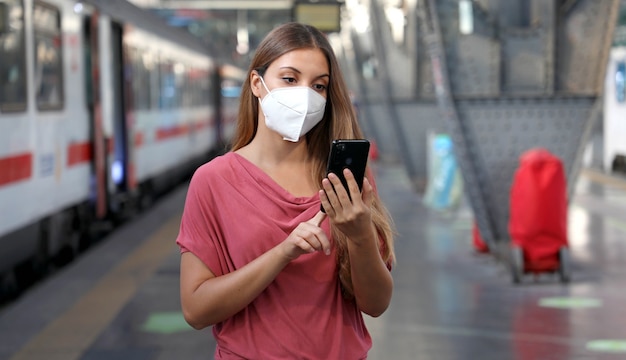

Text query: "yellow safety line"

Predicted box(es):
[581, 168, 626, 191]
[10, 214, 182, 360]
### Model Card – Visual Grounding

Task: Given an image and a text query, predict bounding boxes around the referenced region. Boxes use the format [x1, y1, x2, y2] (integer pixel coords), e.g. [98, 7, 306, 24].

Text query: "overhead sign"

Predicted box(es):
[293, 3, 341, 33]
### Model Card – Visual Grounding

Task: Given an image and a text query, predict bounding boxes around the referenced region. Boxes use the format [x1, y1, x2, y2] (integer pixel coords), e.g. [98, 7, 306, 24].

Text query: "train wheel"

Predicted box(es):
[74, 203, 94, 252]
[45, 211, 78, 269]
[558, 247, 572, 283]
[34, 219, 51, 276]
[0, 271, 18, 303]
[511, 246, 524, 284]
[138, 182, 155, 212]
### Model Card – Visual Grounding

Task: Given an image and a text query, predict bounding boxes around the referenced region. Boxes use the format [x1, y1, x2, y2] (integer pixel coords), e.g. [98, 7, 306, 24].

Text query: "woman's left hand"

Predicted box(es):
[321, 168, 393, 317]
[319, 168, 374, 244]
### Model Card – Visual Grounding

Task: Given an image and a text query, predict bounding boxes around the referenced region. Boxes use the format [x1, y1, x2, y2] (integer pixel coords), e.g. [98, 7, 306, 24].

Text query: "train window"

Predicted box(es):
[199, 69, 210, 105]
[129, 47, 152, 111]
[190, 67, 209, 106]
[150, 54, 160, 109]
[0, 0, 27, 112]
[159, 61, 176, 110]
[188, 68, 197, 106]
[174, 62, 186, 108]
[33, 2, 63, 110]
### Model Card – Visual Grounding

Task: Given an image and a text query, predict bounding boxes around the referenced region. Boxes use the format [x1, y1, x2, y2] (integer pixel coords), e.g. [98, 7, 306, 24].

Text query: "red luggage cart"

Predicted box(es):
[508, 148, 571, 283]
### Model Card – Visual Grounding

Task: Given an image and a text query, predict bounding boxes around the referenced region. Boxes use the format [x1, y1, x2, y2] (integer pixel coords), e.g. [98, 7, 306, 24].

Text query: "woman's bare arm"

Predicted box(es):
[346, 223, 393, 317]
[180, 212, 329, 329]
[320, 170, 393, 316]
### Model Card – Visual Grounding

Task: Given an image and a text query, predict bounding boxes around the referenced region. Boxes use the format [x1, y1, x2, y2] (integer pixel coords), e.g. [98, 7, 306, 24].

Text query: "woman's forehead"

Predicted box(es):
[268, 48, 329, 75]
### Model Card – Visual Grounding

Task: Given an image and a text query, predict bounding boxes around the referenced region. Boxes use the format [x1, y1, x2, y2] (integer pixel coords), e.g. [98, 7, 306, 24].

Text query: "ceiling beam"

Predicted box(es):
[133, 0, 294, 10]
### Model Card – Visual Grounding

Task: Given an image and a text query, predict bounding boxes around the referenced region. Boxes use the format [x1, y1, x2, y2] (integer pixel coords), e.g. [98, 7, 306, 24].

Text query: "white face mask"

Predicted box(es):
[259, 76, 327, 142]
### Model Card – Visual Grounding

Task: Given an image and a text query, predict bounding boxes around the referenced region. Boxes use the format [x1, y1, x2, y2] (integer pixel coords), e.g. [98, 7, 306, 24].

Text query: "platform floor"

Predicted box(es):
[1, 160, 626, 360]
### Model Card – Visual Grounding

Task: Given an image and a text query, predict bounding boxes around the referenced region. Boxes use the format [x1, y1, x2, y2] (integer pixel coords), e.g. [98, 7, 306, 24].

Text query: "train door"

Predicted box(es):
[84, 13, 108, 219]
[108, 23, 131, 203]
[85, 14, 133, 220]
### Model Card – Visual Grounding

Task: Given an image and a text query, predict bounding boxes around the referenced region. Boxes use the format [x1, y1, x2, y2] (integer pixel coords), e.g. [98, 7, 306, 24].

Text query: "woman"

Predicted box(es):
[177, 22, 395, 359]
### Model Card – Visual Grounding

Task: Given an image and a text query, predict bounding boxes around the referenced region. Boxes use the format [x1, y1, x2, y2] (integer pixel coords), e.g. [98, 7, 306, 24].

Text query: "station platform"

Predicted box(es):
[1, 159, 626, 360]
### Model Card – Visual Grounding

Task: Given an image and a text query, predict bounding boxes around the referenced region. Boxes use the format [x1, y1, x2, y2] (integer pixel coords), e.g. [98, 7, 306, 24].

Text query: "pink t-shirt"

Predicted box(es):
[176, 152, 371, 359]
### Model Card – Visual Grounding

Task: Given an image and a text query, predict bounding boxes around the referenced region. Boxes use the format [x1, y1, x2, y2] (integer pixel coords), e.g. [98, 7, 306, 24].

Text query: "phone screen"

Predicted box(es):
[322, 139, 370, 212]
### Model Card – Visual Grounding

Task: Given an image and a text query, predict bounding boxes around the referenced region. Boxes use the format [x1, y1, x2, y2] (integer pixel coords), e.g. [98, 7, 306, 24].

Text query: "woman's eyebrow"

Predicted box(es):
[278, 66, 330, 80]
[279, 66, 302, 73]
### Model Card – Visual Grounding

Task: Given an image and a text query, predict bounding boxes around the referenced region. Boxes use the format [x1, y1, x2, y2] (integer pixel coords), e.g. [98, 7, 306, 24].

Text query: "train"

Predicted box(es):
[604, 45, 626, 174]
[0, 0, 244, 297]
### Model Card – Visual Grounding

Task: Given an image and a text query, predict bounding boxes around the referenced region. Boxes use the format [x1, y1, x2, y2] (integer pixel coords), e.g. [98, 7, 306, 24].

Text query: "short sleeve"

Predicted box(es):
[176, 165, 227, 276]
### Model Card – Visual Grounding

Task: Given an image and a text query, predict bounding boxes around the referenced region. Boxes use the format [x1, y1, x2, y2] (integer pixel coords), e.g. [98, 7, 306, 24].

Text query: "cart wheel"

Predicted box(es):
[511, 246, 524, 284]
[558, 247, 571, 283]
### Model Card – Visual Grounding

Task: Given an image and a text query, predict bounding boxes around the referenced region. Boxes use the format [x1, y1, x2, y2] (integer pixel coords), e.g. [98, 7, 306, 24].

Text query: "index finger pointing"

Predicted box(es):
[308, 211, 327, 227]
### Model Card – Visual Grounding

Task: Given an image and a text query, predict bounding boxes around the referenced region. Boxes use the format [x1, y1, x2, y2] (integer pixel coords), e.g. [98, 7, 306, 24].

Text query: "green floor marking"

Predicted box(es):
[607, 217, 626, 233]
[538, 297, 603, 309]
[586, 340, 626, 353]
[141, 311, 193, 334]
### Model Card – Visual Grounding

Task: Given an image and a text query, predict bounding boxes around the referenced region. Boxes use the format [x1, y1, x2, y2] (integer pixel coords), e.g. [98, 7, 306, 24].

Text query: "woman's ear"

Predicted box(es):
[250, 70, 262, 98]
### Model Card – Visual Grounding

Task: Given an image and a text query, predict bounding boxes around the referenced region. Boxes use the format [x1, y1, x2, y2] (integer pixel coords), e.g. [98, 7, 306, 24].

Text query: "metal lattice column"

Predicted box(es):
[417, 0, 496, 246]
[417, 0, 620, 252]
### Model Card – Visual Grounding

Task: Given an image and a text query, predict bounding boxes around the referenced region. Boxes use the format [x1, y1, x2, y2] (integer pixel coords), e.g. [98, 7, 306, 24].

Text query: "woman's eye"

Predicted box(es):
[313, 84, 327, 91]
[282, 77, 296, 84]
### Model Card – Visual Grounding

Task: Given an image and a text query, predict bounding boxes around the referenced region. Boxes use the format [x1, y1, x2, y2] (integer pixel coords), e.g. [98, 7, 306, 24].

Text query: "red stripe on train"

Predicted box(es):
[134, 132, 144, 147]
[0, 153, 33, 186]
[155, 120, 212, 141]
[156, 124, 190, 140]
[194, 121, 210, 131]
[67, 142, 93, 166]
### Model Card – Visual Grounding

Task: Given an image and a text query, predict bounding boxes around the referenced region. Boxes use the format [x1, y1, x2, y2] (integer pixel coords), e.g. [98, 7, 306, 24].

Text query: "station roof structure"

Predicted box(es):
[127, 0, 344, 68]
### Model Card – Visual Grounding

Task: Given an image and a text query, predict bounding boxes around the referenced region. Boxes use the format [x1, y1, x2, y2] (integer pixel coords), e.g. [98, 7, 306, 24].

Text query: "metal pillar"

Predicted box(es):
[415, 0, 620, 252]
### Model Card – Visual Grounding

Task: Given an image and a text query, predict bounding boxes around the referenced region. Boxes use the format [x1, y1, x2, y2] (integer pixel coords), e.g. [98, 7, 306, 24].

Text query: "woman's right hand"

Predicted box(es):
[181, 212, 331, 329]
[280, 211, 331, 260]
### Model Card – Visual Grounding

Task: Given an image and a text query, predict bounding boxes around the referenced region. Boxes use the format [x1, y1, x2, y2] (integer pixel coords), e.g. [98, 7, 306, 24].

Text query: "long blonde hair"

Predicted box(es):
[231, 23, 395, 299]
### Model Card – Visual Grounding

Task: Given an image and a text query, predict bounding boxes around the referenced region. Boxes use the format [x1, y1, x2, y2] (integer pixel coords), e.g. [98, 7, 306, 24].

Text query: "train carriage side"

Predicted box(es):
[0, 0, 91, 280]
[121, 26, 217, 205]
[0, 0, 227, 297]
[219, 63, 246, 146]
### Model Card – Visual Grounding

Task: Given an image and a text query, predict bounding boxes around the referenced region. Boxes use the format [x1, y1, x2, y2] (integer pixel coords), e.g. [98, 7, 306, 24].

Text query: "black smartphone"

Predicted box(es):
[321, 139, 370, 212]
